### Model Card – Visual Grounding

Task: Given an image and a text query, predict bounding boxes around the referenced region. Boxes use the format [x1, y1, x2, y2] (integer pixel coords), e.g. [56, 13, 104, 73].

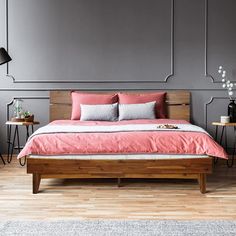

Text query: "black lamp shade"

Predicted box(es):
[0, 47, 12, 65]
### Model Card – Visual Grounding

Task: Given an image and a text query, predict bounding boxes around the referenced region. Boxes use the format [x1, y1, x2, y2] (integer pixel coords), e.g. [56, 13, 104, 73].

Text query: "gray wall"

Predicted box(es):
[0, 0, 236, 153]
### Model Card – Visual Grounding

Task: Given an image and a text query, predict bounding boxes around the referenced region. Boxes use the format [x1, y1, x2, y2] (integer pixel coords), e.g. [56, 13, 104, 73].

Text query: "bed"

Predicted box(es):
[19, 91, 227, 194]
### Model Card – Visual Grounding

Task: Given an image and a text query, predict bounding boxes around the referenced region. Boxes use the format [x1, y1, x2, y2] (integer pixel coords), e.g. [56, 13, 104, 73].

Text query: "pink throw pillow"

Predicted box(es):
[118, 92, 166, 118]
[71, 92, 118, 120]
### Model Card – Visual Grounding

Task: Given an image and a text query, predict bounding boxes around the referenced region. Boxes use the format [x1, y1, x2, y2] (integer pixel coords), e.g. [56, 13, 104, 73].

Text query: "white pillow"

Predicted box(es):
[80, 103, 118, 121]
[119, 101, 156, 120]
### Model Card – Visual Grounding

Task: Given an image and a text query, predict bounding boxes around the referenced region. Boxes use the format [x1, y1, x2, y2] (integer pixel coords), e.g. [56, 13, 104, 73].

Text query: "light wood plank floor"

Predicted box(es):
[1, 156, 236, 220]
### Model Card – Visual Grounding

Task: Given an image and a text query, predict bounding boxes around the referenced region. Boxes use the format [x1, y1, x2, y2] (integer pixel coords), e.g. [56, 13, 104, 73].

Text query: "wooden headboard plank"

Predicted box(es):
[50, 104, 72, 121]
[50, 91, 190, 122]
[50, 91, 71, 104]
[50, 91, 190, 105]
[166, 92, 190, 105]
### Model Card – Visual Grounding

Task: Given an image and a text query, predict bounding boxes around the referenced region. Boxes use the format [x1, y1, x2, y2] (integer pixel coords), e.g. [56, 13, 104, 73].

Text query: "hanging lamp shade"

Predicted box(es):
[0, 47, 12, 65]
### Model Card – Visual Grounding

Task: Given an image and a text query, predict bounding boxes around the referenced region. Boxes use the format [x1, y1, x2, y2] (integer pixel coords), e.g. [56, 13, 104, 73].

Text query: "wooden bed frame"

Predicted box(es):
[27, 90, 212, 194]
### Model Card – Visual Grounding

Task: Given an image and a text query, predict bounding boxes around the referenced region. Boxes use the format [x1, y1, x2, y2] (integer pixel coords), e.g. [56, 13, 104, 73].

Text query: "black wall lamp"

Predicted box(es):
[0, 47, 12, 65]
[0, 47, 16, 82]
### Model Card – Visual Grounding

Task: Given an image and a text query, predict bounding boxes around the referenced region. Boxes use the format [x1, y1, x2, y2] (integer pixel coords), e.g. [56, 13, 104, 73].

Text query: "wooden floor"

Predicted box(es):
[1, 156, 236, 220]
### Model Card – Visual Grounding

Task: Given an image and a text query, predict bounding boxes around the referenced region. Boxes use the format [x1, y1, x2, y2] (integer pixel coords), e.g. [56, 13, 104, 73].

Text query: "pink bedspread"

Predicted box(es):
[18, 119, 227, 159]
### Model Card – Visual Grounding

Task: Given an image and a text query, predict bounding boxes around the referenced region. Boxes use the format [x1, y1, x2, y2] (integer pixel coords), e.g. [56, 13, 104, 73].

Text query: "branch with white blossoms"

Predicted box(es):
[218, 66, 236, 99]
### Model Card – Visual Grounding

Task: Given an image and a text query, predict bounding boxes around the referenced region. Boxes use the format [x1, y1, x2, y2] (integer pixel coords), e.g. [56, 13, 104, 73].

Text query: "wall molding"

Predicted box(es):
[204, 96, 235, 151]
[6, 96, 49, 121]
[6, 96, 49, 149]
[204, 96, 229, 129]
[204, 0, 215, 83]
[0, 88, 234, 92]
[4, 95, 230, 131]
[5, 0, 174, 84]
[204, 0, 235, 83]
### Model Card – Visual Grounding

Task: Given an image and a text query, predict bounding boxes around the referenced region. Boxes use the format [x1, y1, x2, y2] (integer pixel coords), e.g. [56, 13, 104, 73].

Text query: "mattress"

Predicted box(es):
[29, 154, 210, 160]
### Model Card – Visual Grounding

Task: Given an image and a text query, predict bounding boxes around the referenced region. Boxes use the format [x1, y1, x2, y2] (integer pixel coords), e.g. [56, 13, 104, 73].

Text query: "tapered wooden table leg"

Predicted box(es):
[33, 173, 41, 194]
[199, 173, 206, 194]
[117, 178, 121, 187]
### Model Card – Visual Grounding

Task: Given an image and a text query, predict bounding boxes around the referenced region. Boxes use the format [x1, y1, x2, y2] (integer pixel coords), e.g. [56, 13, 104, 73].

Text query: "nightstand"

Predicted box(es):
[212, 122, 236, 167]
[6, 121, 40, 166]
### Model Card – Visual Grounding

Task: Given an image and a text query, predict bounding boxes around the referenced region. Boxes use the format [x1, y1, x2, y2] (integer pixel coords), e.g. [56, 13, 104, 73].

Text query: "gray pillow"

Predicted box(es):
[119, 101, 156, 120]
[80, 103, 118, 121]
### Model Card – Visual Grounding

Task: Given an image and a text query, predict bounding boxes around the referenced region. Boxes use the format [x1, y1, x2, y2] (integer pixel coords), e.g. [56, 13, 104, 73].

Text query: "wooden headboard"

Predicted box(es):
[50, 91, 190, 122]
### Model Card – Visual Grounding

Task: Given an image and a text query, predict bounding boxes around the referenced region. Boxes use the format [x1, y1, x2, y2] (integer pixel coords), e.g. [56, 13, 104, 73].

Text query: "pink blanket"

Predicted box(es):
[18, 119, 227, 159]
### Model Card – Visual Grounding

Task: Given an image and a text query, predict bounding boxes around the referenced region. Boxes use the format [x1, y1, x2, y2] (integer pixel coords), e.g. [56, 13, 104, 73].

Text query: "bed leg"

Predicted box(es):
[117, 178, 121, 187]
[33, 173, 41, 194]
[199, 173, 206, 194]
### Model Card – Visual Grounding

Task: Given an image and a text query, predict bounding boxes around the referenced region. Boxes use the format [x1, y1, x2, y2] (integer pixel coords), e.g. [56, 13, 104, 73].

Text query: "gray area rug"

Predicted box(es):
[0, 220, 236, 236]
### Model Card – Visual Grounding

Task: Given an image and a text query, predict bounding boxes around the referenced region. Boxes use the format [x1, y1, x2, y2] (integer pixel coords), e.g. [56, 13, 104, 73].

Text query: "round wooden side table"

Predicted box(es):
[6, 121, 40, 166]
[212, 122, 236, 167]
